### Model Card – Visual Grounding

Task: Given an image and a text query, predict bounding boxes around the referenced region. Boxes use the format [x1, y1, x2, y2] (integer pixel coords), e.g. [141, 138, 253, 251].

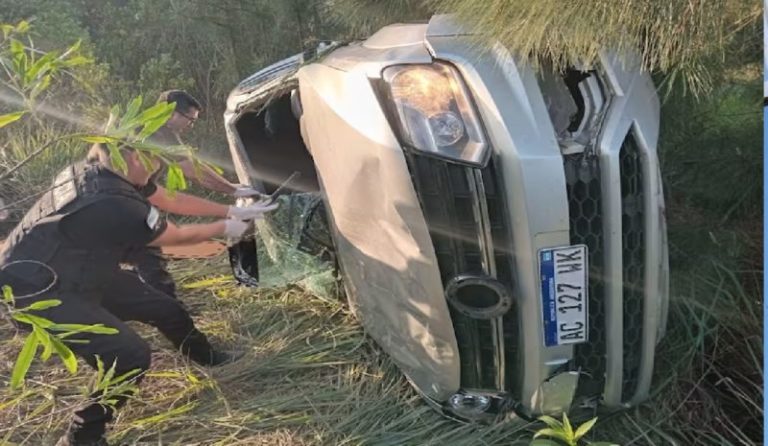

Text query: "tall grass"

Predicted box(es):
[0, 129, 85, 229]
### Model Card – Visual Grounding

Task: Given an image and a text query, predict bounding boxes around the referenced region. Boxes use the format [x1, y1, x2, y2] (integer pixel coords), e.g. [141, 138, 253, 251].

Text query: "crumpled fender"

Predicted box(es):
[297, 62, 461, 401]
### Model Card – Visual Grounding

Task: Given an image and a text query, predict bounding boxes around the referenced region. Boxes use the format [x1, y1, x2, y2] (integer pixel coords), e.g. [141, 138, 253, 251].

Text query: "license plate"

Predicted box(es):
[539, 245, 589, 347]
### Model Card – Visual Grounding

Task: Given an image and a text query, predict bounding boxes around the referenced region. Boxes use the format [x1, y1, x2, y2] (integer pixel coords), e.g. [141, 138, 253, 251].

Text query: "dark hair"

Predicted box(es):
[157, 89, 202, 114]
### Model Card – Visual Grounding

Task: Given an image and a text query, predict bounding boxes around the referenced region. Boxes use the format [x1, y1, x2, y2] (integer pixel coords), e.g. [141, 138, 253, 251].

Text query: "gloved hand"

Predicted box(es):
[233, 185, 265, 199]
[223, 219, 249, 238]
[227, 201, 279, 220]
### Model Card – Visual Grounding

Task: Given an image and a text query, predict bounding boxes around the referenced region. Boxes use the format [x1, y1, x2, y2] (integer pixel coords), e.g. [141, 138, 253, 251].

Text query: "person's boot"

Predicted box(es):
[58, 403, 115, 446]
[209, 349, 245, 366]
[179, 329, 244, 366]
[55, 431, 109, 446]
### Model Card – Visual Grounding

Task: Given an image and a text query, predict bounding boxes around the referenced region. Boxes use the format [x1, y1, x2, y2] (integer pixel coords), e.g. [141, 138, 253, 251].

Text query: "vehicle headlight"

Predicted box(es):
[381, 63, 489, 167]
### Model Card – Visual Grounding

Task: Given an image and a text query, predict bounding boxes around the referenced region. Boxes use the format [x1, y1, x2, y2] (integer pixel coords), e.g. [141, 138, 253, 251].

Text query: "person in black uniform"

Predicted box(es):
[123, 89, 264, 301]
[0, 143, 276, 445]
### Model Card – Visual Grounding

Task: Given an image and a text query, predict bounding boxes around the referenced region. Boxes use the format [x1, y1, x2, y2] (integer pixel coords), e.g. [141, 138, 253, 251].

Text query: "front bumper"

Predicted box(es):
[423, 26, 667, 415]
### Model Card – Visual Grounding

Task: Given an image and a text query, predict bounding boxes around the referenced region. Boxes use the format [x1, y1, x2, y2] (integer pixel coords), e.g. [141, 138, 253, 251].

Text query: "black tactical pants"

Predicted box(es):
[29, 271, 216, 442]
[123, 246, 177, 299]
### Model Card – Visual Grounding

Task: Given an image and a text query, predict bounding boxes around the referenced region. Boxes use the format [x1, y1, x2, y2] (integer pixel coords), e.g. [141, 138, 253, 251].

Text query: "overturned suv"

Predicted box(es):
[224, 15, 669, 422]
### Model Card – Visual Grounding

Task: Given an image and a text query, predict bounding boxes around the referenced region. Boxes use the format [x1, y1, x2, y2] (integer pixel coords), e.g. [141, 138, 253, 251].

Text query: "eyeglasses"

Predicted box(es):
[177, 110, 198, 127]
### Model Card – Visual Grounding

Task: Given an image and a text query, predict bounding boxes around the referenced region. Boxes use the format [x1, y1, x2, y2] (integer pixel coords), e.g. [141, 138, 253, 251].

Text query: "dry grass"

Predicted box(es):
[0, 256, 540, 445]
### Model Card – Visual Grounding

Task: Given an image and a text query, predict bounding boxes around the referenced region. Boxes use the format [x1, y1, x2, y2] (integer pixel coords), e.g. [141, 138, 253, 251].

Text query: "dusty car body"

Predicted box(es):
[224, 15, 670, 422]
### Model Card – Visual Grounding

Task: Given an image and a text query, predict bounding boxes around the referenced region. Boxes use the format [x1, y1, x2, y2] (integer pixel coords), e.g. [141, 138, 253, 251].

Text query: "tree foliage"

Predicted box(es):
[325, 0, 433, 37]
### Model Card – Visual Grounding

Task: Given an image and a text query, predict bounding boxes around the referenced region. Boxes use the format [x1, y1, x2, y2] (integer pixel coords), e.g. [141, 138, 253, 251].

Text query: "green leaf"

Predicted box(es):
[108, 368, 142, 386]
[12, 313, 55, 328]
[134, 148, 154, 170]
[95, 355, 105, 385]
[533, 428, 570, 443]
[63, 55, 90, 67]
[9, 39, 28, 79]
[137, 103, 175, 140]
[144, 100, 176, 119]
[23, 299, 62, 311]
[81, 135, 117, 144]
[32, 325, 53, 361]
[165, 163, 188, 193]
[0, 111, 25, 129]
[562, 413, 574, 440]
[15, 20, 29, 34]
[24, 51, 57, 83]
[123, 96, 143, 127]
[40, 341, 53, 361]
[574, 417, 599, 440]
[530, 440, 563, 446]
[10, 334, 40, 389]
[49, 323, 119, 335]
[1, 24, 15, 38]
[108, 104, 121, 123]
[29, 74, 52, 100]
[538, 415, 564, 430]
[107, 143, 127, 173]
[2, 285, 14, 304]
[99, 360, 118, 390]
[32, 326, 53, 362]
[50, 335, 77, 374]
[61, 39, 81, 57]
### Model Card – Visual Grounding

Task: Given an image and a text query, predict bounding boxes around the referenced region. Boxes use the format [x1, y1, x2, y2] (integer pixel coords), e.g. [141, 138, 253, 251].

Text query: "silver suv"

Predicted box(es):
[224, 15, 670, 422]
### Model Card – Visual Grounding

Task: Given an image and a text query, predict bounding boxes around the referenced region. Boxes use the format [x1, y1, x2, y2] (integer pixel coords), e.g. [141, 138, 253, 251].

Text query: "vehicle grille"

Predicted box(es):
[619, 133, 645, 402]
[404, 153, 519, 399]
[564, 153, 607, 398]
[565, 132, 647, 403]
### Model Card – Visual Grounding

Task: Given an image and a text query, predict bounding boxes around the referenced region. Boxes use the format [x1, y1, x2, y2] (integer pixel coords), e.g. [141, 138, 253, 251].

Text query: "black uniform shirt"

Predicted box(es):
[59, 172, 168, 249]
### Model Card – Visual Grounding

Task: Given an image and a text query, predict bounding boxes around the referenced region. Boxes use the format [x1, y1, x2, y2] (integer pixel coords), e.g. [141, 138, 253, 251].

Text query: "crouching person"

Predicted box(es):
[0, 146, 277, 445]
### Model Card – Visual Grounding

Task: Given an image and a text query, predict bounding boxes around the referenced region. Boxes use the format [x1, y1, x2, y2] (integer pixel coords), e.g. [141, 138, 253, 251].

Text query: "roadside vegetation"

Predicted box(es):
[0, 1, 762, 445]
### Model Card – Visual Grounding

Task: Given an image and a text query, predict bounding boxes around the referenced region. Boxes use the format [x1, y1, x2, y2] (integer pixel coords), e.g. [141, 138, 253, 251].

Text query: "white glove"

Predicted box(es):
[233, 185, 264, 199]
[227, 201, 279, 220]
[223, 219, 249, 238]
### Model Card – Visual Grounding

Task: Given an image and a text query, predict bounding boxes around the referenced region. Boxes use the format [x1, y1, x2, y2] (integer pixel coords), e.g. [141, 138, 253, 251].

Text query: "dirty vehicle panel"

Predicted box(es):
[224, 15, 669, 421]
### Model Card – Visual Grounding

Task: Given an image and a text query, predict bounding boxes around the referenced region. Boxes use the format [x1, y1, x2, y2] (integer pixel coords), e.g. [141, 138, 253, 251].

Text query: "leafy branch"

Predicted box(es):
[0, 20, 90, 119]
[87, 356, 142, 409]
[2, 285, 119, 390]
[0, 20, 220, 195]
[530, 413, 618, 446]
